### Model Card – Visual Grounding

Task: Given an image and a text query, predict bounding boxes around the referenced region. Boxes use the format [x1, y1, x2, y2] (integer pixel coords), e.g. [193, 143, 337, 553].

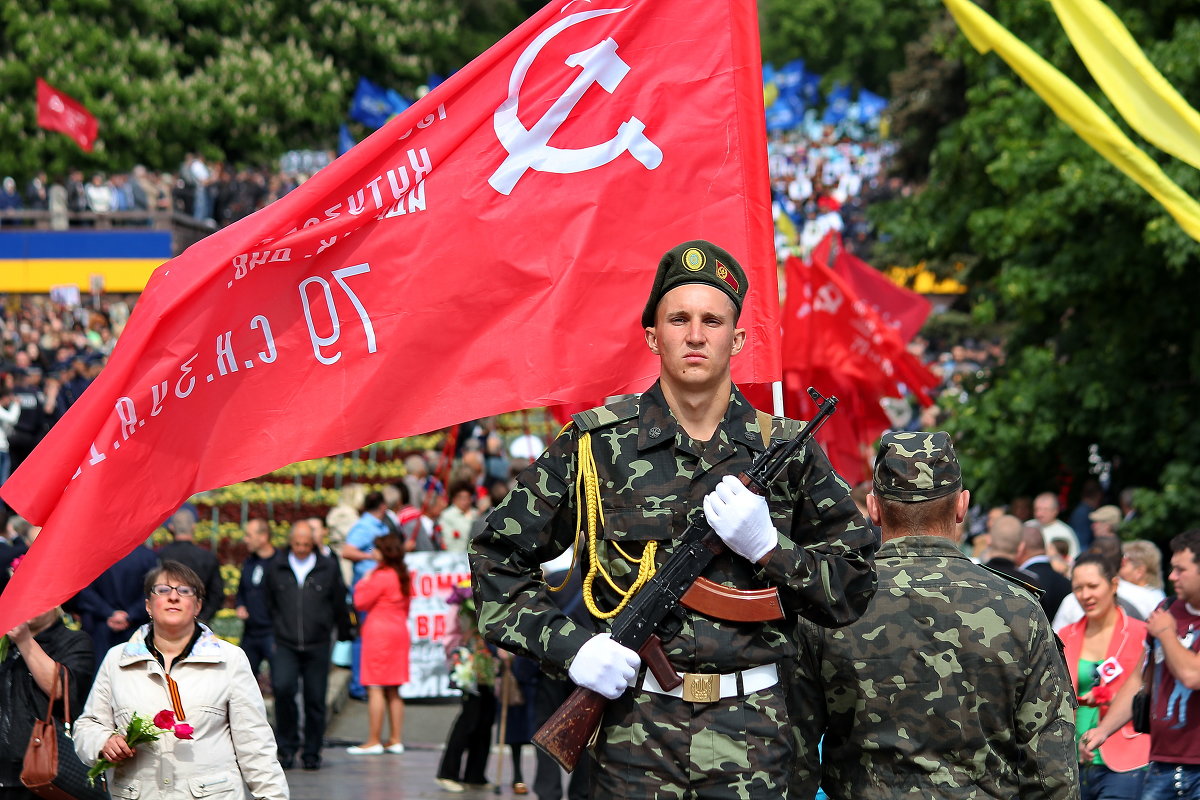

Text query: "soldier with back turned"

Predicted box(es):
[791, 431, 1079, 799]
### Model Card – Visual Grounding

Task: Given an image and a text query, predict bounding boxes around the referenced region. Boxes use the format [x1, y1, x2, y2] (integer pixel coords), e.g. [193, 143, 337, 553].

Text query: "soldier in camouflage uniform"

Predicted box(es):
[791, 431, 1079, 800]
[471, 240, 878, 799]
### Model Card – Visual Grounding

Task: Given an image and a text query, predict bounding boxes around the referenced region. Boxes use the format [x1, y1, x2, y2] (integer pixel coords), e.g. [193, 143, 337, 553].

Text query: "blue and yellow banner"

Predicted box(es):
[0, 230, 169, 292]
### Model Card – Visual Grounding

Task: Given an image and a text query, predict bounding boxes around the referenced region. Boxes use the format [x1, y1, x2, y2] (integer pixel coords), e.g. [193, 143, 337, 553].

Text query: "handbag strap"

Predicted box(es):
[38, 663, 69, 725]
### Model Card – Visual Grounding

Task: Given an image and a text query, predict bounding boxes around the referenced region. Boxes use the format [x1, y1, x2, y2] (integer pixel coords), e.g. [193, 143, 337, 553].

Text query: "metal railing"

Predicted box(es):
[0, 209, 218, 256]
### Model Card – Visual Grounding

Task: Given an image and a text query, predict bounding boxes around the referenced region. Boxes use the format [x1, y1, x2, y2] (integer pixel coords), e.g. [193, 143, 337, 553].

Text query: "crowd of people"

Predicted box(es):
[1, 115, 1194, 800]
[767, 126, 899, 263]
[0, 151, 333, 229]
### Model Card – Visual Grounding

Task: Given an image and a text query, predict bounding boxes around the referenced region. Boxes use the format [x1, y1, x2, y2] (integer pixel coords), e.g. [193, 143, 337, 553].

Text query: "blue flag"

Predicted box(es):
[823, 83, 852, 125]
[800, 70, 822, 106]
[857, 89, 888, 122]
[385, 89, 412, 119]
[338, 124, 356, 156]
[349, 77, 394, 129]
[766, 98, 802, 132]
[775, 59, 806, 100]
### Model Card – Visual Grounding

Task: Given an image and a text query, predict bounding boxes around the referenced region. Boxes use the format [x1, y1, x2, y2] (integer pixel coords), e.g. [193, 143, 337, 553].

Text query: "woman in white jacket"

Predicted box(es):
[74, 560, 288, 800]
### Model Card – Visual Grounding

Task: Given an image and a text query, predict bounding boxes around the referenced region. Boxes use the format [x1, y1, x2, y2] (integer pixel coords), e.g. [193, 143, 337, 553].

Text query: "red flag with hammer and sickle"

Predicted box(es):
[0, 0, 777, 631]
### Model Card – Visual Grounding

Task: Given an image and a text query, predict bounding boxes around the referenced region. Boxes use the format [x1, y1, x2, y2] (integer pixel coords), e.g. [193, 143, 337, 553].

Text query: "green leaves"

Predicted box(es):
[0, 0, 539, 175]
[859, 0, 1200, 540]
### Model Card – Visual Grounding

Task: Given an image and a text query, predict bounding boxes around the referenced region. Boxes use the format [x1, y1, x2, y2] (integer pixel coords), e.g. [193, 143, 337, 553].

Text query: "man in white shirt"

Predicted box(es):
[1033, 492, 1080, 562]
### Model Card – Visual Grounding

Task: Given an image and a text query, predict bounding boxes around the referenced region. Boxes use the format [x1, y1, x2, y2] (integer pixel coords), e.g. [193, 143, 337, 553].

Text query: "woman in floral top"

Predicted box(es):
[435, 579, 498, 793]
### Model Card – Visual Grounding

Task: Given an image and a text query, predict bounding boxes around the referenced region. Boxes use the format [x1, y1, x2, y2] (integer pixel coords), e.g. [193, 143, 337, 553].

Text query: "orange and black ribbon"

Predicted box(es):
[164, 673, 186, 722]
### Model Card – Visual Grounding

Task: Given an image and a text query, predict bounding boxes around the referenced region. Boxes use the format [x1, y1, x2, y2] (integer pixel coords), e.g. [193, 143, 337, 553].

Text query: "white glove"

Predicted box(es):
[703, 474, 778, 563]
[567, 633, 640, 700]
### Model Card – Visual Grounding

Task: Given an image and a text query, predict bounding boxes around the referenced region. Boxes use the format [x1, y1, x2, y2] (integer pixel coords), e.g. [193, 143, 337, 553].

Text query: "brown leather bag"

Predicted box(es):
[20, 663, 110, 800]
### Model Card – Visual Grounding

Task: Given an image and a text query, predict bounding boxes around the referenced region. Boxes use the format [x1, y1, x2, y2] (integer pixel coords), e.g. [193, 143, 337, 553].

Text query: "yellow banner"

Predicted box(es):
[0, 259, 162, 293]
[944, 0, 1200, 241]
[1051, 0, 1200, 171]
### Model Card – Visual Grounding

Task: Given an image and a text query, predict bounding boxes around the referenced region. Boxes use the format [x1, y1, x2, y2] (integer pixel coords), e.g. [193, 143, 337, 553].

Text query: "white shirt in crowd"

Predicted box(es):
[289, 552, 317, 586]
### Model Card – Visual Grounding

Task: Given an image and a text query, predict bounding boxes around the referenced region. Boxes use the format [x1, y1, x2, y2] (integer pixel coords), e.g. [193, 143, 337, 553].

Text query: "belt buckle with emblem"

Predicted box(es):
[682, 672, 717, 703]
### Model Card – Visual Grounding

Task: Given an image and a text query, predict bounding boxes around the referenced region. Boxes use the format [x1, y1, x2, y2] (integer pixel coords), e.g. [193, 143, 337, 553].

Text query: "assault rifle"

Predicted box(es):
[532, 388, 838, 772]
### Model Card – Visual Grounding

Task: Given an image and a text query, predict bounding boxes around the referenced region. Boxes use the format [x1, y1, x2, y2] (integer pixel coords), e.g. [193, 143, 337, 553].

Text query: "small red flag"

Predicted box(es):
[0, 0, 777, 633]
[36, 78, 98, 152]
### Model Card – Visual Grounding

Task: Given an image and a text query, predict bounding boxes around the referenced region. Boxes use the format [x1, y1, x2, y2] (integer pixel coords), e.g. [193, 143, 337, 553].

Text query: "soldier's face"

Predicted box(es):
[645, 284, 745, 391]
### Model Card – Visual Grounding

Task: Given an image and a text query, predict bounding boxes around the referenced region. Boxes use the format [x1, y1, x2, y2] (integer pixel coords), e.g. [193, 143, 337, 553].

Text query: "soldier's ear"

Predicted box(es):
[645, 327, 660, 355]
[955, 489, 971, 524]
[865, 493, 882, 526]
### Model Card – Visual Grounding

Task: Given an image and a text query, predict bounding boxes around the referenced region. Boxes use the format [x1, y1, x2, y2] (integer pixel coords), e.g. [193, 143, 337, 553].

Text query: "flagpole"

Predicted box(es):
[772, 380, 784, 417]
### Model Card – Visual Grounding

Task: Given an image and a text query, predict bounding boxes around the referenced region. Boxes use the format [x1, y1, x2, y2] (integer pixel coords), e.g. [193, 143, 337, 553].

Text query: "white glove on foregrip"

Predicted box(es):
[567, 632, 641, 700]
[703, 474, 779, 563]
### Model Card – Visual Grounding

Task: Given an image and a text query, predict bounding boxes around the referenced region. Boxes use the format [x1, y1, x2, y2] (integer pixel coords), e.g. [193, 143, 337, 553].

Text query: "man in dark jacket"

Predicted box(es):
[235, 518, 276, 682]
[982, 513, 1042, 589]
[1018, 521, 1073, 622]
[72, 541, 158, 668]
[157, 509, 224, 621]
[265, 520, 351, 772]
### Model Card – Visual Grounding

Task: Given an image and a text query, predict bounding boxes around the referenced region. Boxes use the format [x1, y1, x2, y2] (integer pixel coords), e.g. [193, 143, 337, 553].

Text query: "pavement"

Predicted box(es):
[280, 667, 542, 800]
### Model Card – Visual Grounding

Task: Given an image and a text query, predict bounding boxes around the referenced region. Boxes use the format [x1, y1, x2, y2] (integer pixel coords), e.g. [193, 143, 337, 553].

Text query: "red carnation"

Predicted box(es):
[153, 709, 175, 729]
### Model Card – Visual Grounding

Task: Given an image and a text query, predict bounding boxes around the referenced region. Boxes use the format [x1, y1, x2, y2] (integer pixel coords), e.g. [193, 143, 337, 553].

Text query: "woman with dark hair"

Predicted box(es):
[74, 560, 286, 799]
[1058, 552, 1149, 799]
[0, 597, 93, 798]
[347, 533, 412, 755]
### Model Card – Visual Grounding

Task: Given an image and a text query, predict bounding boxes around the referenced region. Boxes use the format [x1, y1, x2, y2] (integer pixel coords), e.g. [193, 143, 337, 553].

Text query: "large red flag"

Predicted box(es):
[36, 78, 98, 152]
[0, 0, 777, 632]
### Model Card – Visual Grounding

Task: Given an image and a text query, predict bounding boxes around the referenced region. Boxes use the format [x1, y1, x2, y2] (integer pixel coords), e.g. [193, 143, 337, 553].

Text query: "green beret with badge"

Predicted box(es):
[872, 431, 962, 502]
[641, 240, 749, 328]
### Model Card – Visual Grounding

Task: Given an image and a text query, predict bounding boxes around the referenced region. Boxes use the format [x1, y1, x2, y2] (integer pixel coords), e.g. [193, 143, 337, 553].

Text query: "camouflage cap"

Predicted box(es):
[641, 240, 748, 328]
[873, 430, 962, 502]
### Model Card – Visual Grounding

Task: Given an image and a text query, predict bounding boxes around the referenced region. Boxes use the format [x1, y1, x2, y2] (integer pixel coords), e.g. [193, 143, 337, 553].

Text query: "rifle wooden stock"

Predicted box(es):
[531, 685, 607, 772]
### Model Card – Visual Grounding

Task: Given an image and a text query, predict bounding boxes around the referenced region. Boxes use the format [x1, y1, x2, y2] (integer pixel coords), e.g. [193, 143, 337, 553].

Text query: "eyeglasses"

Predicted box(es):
[150, 584, 197, 597]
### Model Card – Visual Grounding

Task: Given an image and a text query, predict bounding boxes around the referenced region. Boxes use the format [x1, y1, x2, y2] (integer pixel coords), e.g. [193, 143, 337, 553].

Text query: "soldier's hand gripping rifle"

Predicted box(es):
[532, 388, 838, 772]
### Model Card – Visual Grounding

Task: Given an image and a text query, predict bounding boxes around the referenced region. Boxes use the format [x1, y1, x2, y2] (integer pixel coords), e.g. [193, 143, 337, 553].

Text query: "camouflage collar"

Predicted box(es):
[879, 535, 970, 560]
[636, 381, 765, 454]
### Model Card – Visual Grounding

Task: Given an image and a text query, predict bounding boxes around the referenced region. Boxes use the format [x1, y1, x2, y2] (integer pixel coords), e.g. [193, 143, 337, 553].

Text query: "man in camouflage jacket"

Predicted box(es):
[790, 431, 1079, 800]
[471, 240, 878, 799]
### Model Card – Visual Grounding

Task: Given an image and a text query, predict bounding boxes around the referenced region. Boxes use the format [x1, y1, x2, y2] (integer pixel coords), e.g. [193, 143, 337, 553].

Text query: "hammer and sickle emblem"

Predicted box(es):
[488, 6, 663, 195]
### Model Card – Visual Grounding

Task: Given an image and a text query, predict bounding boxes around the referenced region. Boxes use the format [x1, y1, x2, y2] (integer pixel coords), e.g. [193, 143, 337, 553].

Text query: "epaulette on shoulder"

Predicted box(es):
[772, 416, 805, 440]
[572, 395, 639, 432]
[980, 564, 1045, 598]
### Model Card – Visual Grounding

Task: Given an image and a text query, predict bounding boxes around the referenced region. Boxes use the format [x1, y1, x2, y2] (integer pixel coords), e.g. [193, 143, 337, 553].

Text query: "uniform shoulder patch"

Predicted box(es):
[772, 417, 805, 440]
[572, 396, 639, 432]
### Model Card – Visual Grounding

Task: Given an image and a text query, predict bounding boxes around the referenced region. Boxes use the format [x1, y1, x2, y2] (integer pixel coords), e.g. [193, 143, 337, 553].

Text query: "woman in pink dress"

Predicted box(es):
[347, 532, 412, 755]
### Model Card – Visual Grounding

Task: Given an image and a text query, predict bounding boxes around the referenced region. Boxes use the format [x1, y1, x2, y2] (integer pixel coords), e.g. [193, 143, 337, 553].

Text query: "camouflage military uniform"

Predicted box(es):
[471, 381, 877, 800]
[792, 431, 1079, 800]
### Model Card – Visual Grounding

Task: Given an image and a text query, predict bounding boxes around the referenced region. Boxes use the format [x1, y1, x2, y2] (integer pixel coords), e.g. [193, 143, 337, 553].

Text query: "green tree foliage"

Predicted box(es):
[758, 0, 943, 95]
[0, 0, 541, 179]
[871, 0, 1200, 542]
